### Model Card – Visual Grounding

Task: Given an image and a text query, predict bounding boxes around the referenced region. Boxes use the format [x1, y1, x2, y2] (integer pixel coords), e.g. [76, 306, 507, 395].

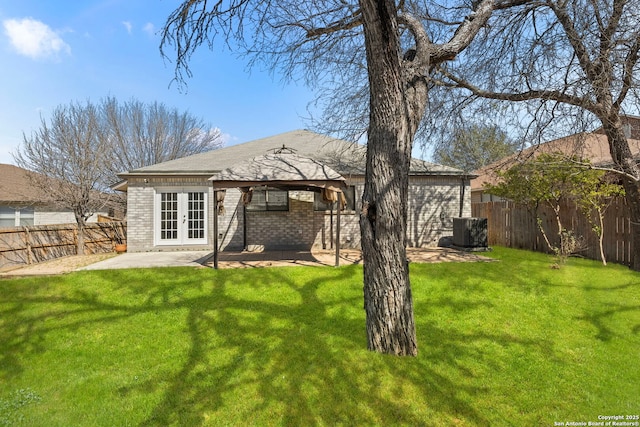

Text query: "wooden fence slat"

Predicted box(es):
[0, 222, 127, 269]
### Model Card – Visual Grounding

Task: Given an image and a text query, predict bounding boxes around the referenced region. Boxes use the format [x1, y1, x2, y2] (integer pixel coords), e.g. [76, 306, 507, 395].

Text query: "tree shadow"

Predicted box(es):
[575, 303, 640, 341]
[0, 265, 567, 425]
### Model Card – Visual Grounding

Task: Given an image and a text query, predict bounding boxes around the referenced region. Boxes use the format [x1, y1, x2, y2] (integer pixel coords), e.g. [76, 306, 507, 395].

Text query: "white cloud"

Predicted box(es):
[3, 17, 71, 60]
[122, 21, 132, 34]
[143, 22, 155, 37]
[219, 132, 238, 147]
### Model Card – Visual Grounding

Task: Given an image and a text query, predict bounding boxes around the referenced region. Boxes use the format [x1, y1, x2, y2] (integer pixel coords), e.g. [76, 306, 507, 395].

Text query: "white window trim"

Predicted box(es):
[154, 187, 209, 246]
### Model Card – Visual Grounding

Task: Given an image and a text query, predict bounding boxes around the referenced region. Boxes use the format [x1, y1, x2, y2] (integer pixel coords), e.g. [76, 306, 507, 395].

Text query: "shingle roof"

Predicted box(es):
[1, 163, 120, 209]
[119, 129, 465, 178]
[210, 151, 346, 186]
[471, 132, 640, 191]
[0, 163, 47, 204]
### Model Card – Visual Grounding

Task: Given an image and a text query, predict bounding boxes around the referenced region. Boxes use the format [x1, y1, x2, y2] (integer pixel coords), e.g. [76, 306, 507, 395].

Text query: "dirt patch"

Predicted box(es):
[406, 247, 495, 263]
[209, 247, 495, 269]
[0, 253, 118, 278]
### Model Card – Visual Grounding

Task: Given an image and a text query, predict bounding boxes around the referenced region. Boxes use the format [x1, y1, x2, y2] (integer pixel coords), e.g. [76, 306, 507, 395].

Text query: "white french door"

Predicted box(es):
[155, 189, 208, 245]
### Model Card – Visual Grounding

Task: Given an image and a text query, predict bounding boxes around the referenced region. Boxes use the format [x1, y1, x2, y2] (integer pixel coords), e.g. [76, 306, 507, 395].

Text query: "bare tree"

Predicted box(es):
[14, 98, 223, 255]
[161, 0, 507, 355]
[102, 97, 223, 177]
[14, 101, 111, 255]
[434, 0, 640, 270]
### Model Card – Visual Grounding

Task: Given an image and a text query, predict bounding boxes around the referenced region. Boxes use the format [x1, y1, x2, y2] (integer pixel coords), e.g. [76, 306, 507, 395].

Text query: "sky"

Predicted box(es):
[0, 0, 318, 165]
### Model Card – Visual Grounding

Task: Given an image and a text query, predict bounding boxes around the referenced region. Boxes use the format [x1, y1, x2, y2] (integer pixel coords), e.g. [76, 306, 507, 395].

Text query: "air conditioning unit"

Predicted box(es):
[453, 217, 488, 249]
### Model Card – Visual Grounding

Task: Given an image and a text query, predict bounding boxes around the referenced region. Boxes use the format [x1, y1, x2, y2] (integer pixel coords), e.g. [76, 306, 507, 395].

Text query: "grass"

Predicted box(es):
[0, 247, 638, 426]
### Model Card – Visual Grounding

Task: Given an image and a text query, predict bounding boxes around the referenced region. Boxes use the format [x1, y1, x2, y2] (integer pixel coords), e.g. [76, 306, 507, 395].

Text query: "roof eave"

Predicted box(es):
[210, 179, 347, 190]
[118, 170, 221, 178]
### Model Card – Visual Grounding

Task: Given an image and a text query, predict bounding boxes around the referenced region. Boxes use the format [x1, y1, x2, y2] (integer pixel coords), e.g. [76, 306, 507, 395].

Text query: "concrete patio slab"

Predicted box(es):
[79, 251, 212, 270]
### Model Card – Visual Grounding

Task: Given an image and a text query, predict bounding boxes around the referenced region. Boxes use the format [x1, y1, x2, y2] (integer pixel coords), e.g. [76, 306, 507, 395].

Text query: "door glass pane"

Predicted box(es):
[160, 193, 178, 240]
[187, 192, 205, 239]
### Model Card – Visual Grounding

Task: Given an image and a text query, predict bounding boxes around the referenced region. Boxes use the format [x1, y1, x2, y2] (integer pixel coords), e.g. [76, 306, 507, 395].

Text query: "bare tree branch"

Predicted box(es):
[436, 65, 597, 110]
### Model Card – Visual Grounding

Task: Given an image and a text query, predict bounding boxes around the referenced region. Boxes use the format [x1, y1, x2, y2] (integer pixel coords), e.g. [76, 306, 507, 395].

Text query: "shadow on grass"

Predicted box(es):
[576, 303, 640, 341]
[122, 266, 496, 426]
[0, 263, 574, 425]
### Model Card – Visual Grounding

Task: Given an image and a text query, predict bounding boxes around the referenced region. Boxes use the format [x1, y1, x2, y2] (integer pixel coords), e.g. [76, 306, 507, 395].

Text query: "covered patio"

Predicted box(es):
[209, 148, 348, 268]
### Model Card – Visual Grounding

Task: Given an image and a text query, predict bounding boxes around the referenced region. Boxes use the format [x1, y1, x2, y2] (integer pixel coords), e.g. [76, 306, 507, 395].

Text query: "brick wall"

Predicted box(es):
[245, 191, 316, 250]
[125, 175, 472, 252]
[407, 176, 471, 247]
[126, 182, 156, 252]
[126, 176, 212, 252]
[216, 188, 244, 250]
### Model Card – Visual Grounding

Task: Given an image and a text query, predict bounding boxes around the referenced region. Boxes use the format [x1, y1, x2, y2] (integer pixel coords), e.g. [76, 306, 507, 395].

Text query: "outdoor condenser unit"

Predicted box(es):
[452, 217, 488, 248]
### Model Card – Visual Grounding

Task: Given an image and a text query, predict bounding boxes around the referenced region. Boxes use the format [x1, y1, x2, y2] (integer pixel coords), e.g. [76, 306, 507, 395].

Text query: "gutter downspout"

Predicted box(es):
[459, 176, 466, 217]
[213, 189, 219, 269]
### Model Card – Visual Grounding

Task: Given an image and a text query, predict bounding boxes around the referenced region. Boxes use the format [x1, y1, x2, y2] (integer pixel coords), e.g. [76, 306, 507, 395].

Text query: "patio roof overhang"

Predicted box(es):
[208, 151, 348, 269]
[208, 151, 347, 191]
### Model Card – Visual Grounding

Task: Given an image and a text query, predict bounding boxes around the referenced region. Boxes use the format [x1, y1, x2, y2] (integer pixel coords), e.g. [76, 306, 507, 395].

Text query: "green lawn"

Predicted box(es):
[1, 247, 639, 426]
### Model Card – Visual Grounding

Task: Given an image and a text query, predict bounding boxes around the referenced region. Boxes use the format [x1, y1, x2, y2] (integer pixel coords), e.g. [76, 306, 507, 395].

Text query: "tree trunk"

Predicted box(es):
[359, 0, 417, 356]
[601, 119, 640, 270]
[75, 212, 87, 256]
[597, 211, 607, 266]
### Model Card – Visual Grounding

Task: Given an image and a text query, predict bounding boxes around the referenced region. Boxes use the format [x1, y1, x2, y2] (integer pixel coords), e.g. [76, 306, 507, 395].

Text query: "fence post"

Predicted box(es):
[73, 227, 78, 255]
[25, 226, 33, 265]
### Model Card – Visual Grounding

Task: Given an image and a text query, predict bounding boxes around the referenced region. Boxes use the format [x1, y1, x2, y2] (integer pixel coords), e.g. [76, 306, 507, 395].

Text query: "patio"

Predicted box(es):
[208, 247, 494, 268]
[0, 247, 494, 277]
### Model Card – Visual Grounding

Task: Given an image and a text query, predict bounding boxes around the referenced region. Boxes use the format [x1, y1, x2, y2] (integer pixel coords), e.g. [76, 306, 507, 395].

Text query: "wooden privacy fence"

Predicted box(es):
[0, 222, 126, 269]
[472, 198, 632, 265]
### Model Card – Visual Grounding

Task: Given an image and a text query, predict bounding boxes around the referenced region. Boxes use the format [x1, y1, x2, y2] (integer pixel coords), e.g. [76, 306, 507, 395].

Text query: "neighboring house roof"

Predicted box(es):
[118, 129, 466, 180]
[471, 132, 640, 192]
[0, 163, 48, 205]
[1, 163, 122, 216]
[594, 114, 640, 140]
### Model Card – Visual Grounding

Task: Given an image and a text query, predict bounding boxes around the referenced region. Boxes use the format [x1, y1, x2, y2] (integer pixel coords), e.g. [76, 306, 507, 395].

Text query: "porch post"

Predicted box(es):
[213, 189, 219, 269]
[335, 191, 341, 267]
[243, 204, 248, 251]
[330, 206, 334, 249]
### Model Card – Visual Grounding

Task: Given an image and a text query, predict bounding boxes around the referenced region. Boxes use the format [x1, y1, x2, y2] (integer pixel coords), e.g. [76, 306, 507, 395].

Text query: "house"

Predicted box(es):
[116, 130, 474, 253]
[0, 163, 113, 228]
[471, 123, 640, 203]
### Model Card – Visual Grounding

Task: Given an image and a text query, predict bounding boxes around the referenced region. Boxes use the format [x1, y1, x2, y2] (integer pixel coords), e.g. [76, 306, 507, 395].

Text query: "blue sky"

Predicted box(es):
[0, 0, 317, 165]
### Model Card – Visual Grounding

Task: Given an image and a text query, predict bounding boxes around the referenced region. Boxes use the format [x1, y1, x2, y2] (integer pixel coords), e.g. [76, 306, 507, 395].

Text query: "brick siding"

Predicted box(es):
[125, 175, 472, 252]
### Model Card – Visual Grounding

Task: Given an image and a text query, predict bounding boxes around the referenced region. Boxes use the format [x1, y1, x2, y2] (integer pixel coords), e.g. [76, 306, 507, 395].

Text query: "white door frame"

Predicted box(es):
[154, 187, 208, 246]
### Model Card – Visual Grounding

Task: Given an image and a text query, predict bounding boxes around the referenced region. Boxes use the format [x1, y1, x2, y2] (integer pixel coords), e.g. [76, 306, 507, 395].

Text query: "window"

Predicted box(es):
[0, 206, 35, 227]
[246, 188, 289, 211]
[0, 207, 14, 228]
[314, 186, 356, 211]
[18, 208, 34, 226]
